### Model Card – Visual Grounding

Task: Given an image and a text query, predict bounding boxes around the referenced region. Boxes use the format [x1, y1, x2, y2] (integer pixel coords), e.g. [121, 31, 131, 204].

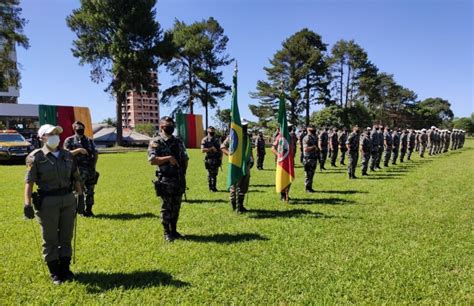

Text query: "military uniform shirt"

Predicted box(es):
[302, 134, 318, 158]
[346, 132, 360, 151]
[200, 136, 222, 159]
[63, 135, 97, 168]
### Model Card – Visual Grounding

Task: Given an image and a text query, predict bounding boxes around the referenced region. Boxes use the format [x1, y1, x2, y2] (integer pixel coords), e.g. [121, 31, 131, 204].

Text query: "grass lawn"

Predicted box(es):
[1, 139, 473, 304]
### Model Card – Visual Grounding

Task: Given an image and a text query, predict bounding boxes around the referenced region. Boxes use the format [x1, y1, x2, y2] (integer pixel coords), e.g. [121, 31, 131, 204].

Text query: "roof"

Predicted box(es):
[93, 127, 151, 143]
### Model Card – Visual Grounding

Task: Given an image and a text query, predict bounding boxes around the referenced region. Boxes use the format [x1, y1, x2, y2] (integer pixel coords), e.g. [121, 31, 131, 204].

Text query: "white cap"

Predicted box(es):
[421, 128, 427, 132]
[431, 126, 436, 129]
[366, 127, 372, 130]
[38, 124, 63, 137]
[241, 118, 249, 126]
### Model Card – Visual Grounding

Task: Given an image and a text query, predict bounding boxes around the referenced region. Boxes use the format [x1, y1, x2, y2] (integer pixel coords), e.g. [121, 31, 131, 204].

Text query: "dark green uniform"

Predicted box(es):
[419, 131, 428, 157]
[319, 130, 329, 170]
[303, 133, 318, 191]
[200, 135, 222, 191]
[25, 147, 81, 277]
[64, 134, 98, 216]
[338, 131, 348, 165]
[383, 131, 393, 167]
[255, 135, 266, 170]
[148, 134, 188, 239]
[407, 131, 416, 160]
[346, 131, 360, 179]
[329, 130, 339, 167]
[391, 131, 400, 165]
[369, 128, 379, 171]
[360, 131, 371, 175]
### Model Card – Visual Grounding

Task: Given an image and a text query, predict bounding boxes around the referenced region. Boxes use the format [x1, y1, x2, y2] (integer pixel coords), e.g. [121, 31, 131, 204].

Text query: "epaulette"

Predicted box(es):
[27, 148, 43, 158]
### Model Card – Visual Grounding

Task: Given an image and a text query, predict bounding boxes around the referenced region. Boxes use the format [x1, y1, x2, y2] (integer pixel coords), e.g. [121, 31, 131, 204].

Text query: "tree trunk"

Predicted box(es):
[204, 82, 209, 129]
[339, 58, 344, 107]
[188, 59, 194, 114]
[345, 64, 351, 108]
[116, 91, 124, 146]
[305, 77, 310, 126]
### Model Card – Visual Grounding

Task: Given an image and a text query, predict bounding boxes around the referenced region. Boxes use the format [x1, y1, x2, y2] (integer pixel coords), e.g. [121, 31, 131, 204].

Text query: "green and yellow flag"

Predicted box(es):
[227, 67, 243, 189]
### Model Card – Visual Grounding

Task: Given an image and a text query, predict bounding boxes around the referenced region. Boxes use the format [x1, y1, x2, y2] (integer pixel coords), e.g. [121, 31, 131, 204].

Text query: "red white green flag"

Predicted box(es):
[275, 94, 295, 192]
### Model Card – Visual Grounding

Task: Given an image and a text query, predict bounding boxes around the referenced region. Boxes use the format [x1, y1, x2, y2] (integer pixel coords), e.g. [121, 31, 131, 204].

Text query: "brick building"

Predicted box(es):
[122, 71, 160, 129]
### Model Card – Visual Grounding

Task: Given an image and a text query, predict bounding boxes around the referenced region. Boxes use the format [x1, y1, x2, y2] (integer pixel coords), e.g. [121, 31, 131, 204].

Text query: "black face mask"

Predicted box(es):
[309, 130, 315, 135]
[76, 129, 85, 136]
[162, 126, 174, 135]
[209, 132, 215, 137]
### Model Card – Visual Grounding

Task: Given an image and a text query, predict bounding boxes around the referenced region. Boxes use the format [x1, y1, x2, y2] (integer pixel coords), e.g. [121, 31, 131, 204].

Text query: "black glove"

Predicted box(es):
[24, 204, 35, 219]
[76, 194, 85, 214]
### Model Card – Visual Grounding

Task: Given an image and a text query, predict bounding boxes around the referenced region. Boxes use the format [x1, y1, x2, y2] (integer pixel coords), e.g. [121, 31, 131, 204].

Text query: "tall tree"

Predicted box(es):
[195, 17, 232, 129]
[67, 0, 167, 144]
[328, 40, 369, 108]
[414, 97, 454, 128]
[162, 18, 232, 127]
[0, 0, 29, 96]
[248, 102, 276, 127]
[251, 28, 329, 126]
[213, 107, 231, 133]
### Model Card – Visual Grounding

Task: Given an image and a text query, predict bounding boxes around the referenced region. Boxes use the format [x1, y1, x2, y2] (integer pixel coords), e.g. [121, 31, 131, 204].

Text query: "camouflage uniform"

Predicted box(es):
[428, 129, 435, 155]
[222, 135, 253, 211]
[63, 134, 98, 216]
[383, 130, 393, 167]
[329, 130, 339, 167]
[201, 135, 222, 191]
[255, 135, 266, 170]
[369, 128, 379, 171]
[376, 129, 384, 168]
[415, 132, 420, 152]
[298, 130, 307, 164]
[302, 133, 318, 191]
[391, 131, 400, 165]
[407, 130, 416, 160]
[360, 131, 372, 176]
[419, 131, 428, 157]
[338, 130, 348, 165]
[346, 131, 360, 179]
[148, 133, 188, 239]
[399, 131, 408, 162]
[318, 130, 329, 170]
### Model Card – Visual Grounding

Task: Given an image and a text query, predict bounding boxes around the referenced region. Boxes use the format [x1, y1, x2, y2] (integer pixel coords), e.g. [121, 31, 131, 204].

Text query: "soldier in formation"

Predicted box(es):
[200, 126, 222, 192]
[329, 127, 339, 167]
[302, 126, 318, 192]
[346, 126, 360, 179]
[360, 127, 372, 176]
[338, 128, 348, 166]
[255, 130, 266, 170]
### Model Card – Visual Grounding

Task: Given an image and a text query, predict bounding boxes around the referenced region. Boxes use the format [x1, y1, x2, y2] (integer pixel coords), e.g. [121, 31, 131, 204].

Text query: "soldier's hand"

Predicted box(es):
[76, 194, 85, 214]
[168, 156, 178, 166]
[79, 148, 89, 155]
[23, 204, 35, 219]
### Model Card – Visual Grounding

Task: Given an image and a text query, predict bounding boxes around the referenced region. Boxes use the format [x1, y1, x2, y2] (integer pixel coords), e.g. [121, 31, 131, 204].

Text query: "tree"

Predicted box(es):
[328, 40, 369, 108]
[414, 98, 454, 128]
[134, 122, 156, 137]
[100, 117, 117, 127]
[162, 18, 232, 127]
[248, 102, 276, 127]
[0, 0, 29, 95]
[195, 18, 232, 129]
[67, 0, 167, 145]
[310, 105, 344, 128]
[213, 107, 230, 133]
[452, 117, 474, 134]
[251, 28, 329, 126]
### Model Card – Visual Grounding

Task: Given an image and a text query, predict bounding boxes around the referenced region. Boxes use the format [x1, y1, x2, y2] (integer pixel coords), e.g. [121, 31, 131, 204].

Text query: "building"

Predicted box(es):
[122, 71, 160, 130]
[0, 29, 20, 103]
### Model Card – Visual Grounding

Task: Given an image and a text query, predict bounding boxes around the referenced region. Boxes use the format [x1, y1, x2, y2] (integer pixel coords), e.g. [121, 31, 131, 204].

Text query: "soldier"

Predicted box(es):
[346, 125, 360, 179]
[360, 127, 372, 176]
[369, 125, 379, 171]
[24, 124, 83, 285]
[428, 126, 436, 155]
[200, 126, 222, 192]
[272, 126, 296, 200]
[302, 125, 318, 192]
[450, 129, 457, 150]
[391, 128, 400, 165]
[221, 120, 253, 213]
[460, 130, 465, 148]
[399, 129, 408, 162]
[329, 127, 339, 167]
[318, 127, 329, 171]
[415, 130, 421, 152]
[298, 127, 308, 164]
[407, 129, 416, 160]
[64, 121, 99, 217]
[383, 127, 393, 167]
[289, 124, 298, 159]
[419, 128, 428, 157]
[443, 130, 450, 153]
[338, 127, 348, 166]
[255, 130, 266, 170]
[376, 125, 384, 169]
[148, 116, 189, 242]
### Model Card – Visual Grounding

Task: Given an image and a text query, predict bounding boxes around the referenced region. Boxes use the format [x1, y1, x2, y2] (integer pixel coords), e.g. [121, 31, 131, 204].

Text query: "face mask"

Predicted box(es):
[76, 129, 85, 136]
[46, 135, 60, 149]
[242, 127, 248, 135]
[209, 132, 215, 137]
[309, 130, 315, 134]
[162, 126, 174, 135]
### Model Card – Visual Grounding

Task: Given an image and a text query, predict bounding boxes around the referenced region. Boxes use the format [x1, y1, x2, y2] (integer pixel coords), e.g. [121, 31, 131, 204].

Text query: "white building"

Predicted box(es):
[0, 43, 20, 104]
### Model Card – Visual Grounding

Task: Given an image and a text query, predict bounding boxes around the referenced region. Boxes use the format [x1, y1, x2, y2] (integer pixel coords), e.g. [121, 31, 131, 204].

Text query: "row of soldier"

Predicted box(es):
[23, 118, 466, 284]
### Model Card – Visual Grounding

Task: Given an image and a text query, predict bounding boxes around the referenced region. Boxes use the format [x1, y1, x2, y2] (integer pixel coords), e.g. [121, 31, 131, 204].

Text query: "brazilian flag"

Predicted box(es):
[227, 67, 243, 189]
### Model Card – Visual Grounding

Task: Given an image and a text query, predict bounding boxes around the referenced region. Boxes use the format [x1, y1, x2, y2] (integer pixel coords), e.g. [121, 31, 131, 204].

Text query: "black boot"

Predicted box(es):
[163, 224, 174, 242]
[236, 199, 248, 214]
[46, 260, 63, 285]
[83, 205, 94, 217]
[59, 257, 74, 281]
[170, 220, 184, 239]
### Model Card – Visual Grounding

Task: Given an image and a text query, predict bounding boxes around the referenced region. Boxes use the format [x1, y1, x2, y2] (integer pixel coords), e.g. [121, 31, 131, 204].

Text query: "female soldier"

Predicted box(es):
[23, 124, 82, 285]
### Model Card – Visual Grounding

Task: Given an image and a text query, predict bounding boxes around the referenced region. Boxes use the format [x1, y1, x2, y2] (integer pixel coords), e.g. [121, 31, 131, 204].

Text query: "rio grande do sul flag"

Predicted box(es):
[227, 67, 243, 189]
[275, 94, 295, 192]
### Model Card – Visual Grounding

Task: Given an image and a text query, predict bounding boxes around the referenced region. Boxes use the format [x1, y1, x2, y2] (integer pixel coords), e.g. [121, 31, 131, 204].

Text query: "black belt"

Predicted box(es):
[38, 188, 72, 197]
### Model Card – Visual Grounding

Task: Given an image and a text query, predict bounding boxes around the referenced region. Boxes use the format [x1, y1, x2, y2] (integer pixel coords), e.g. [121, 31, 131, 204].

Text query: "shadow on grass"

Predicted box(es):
[250, 184, 274, 188]
[94, 213, 158, 220]
[318, 190, 368, 195]
[256, 168, 276, 171]
[248, 189, 265, 193]
[75, 270, 189, 293]
[184, 233, 269, 243]
[290, 197, 356, 205]
[248, 208, 336, 219]
[185, 199, 228, 204]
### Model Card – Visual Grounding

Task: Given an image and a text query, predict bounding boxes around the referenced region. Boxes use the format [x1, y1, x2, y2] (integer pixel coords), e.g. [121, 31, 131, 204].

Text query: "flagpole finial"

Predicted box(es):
[234, 61, 238, 73]
[279, 79, 284, 92]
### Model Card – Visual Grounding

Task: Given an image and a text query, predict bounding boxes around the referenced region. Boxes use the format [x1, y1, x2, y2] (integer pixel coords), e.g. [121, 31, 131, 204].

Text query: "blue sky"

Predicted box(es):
[16, 0, 473, 124]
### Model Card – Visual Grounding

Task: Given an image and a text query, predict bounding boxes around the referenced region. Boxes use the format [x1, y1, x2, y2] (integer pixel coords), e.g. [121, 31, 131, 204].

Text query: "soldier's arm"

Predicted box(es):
[24, 154, 37, 206]
[64, 138, 88, 156]
[221, 137, 230, 156]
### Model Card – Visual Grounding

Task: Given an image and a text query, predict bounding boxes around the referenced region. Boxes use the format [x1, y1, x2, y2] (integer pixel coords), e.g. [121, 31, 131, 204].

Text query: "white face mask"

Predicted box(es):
[46, 135, 60, 149]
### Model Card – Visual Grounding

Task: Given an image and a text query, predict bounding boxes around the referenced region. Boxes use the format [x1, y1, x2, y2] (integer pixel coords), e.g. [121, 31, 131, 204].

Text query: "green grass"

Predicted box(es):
[1, 139, 473, 304]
